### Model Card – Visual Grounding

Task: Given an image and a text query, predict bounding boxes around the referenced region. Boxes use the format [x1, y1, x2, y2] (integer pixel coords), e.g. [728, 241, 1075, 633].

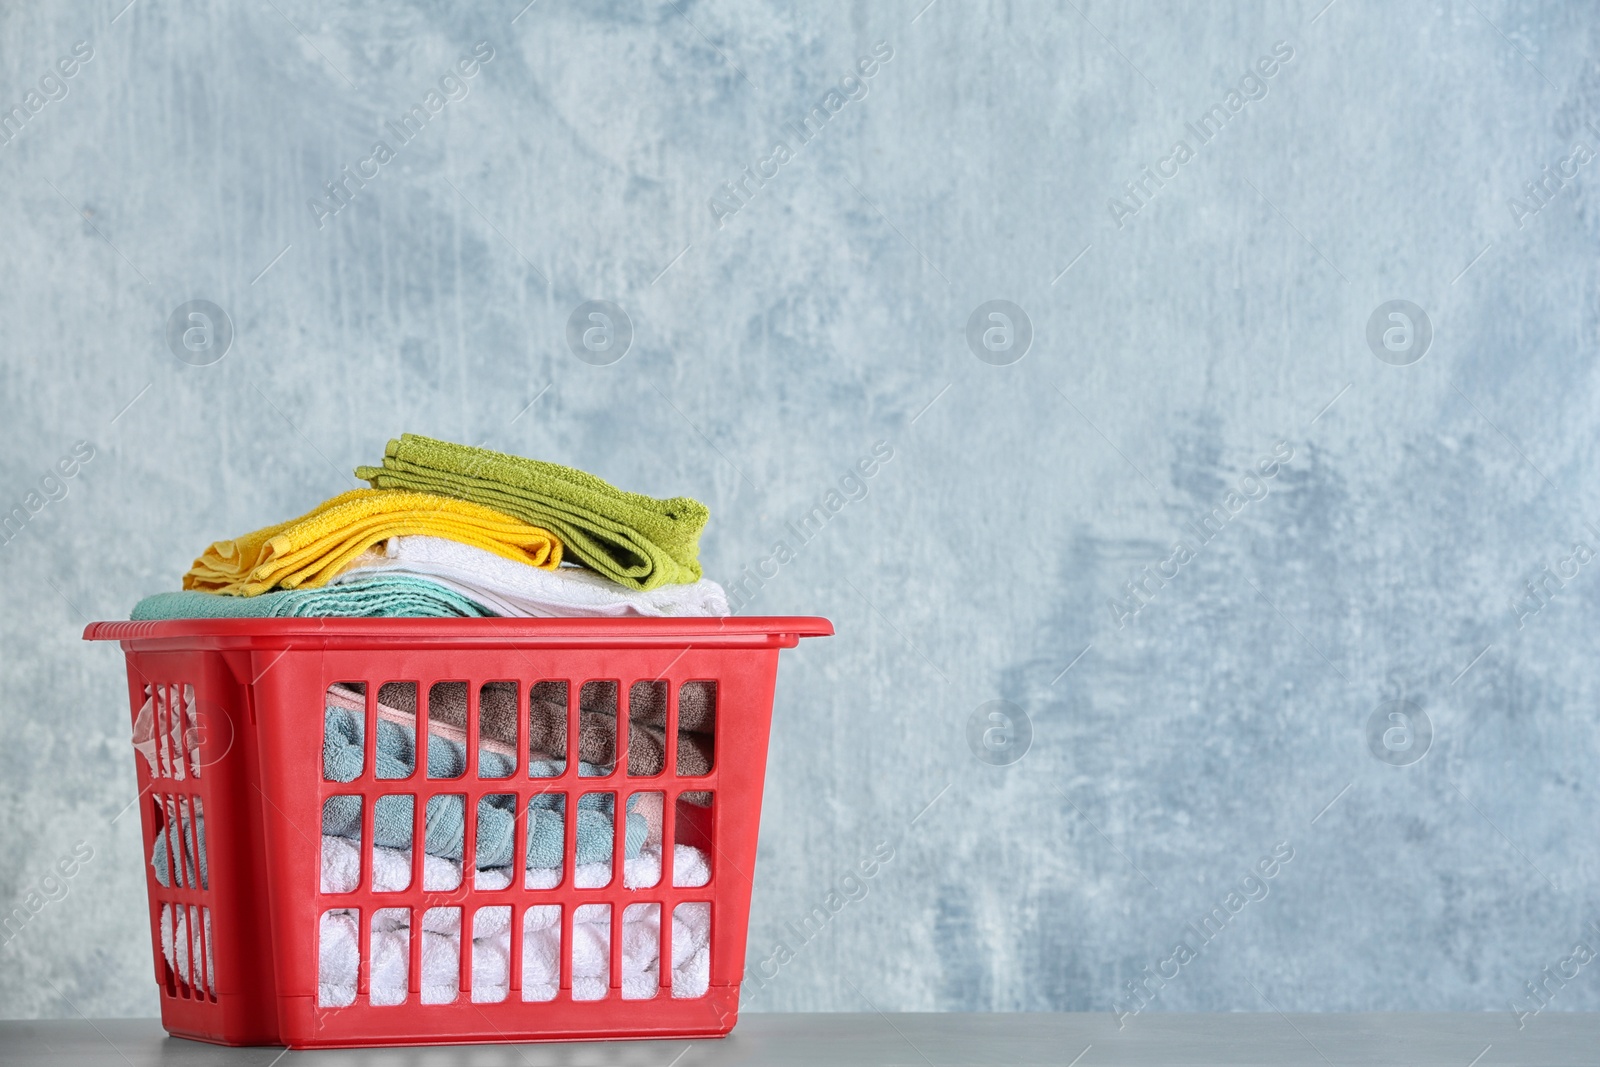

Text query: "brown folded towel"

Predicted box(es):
[380, 680, 524, 742]
[628, 679, 717, 734]
[629, 722, 714, 777]
[527, 689, 623, 768]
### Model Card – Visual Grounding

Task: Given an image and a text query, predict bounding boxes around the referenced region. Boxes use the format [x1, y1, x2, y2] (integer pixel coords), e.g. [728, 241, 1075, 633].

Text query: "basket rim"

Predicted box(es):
[83, 615, 833, 649]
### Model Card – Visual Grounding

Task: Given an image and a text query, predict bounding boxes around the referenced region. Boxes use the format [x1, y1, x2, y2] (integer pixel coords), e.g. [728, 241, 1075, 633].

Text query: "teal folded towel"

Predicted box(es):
[131, 572, 495, 620]
[153, 704, 644, 887]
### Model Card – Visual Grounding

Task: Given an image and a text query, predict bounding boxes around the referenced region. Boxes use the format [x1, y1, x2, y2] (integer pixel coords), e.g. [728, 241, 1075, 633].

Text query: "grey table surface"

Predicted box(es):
[1, 1014, 1596, 1066]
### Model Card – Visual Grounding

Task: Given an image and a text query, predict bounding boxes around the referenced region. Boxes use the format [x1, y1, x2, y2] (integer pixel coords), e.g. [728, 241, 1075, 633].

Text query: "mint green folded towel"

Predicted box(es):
[130, 572, 494, 620]
[354, 434, 708, 591]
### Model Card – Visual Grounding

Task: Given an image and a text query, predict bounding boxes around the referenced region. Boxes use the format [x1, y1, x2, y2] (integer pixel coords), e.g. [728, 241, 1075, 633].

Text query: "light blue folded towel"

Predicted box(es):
[153, 705, 644, 887]
[130, 572, 495, 620]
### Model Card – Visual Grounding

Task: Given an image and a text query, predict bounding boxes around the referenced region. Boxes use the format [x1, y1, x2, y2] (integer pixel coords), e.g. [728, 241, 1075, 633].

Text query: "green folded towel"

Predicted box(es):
[131, 572, 495, 620]
[354, 434, 709, 591]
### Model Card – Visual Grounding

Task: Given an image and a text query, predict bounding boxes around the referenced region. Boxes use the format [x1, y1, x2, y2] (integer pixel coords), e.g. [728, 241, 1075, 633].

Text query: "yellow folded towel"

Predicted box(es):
[183, 489, 562, 596]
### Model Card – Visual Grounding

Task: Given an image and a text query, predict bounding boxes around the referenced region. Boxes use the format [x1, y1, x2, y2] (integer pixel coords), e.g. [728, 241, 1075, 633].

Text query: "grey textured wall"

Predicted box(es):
[2, 0, 1598, 1033]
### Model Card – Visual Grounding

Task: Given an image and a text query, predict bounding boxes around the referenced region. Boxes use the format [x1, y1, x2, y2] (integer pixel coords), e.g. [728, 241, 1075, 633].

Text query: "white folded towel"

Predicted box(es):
[160, 903, 213, 995]
[316, 834, 711, 1005]
[315, 897, 711, 1005]
[334, 535, 730, 617]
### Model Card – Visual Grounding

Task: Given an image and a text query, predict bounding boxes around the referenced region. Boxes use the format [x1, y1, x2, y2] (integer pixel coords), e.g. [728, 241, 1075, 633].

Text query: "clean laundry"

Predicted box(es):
[355, 434, 707, 591]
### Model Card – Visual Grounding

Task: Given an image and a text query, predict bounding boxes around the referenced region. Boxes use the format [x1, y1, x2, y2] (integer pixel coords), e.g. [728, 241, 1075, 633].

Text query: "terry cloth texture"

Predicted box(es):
[183, 488, 562, 596]
[132, 572, 496, 620]
[163, 837, 713, 1003]
[380, 679, 716, 792]
[355, 434, 707, 591]
[150, 804, 208, 890]
[339, 535, 730, 617]
[324, 683, 516, 761]
[150, 702, 643, 888]
[318, 705, 643, 871]
[317, 838, 713, 1005]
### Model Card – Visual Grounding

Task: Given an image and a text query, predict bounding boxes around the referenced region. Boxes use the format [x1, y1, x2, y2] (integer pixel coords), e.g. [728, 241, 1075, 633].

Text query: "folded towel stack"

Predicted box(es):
[135, 434, 725, 620]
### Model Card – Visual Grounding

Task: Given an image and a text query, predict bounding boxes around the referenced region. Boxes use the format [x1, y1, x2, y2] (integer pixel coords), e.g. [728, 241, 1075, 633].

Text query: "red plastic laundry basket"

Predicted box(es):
[84, 616, 830, 1049]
